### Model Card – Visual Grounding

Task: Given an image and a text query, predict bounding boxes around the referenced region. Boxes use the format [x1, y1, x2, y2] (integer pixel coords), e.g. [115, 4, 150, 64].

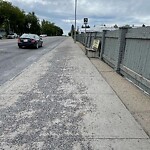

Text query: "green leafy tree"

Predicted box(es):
[68, 24, 78, 37]
[68, 24, 74, 37]
[0, 0, 25, 34]
[0, 0, 12, 32]
[41, 20, 63, 36]
[24, 12, 41, 34]
[0, 0, 63, 35]
[114, 24, 118, 28]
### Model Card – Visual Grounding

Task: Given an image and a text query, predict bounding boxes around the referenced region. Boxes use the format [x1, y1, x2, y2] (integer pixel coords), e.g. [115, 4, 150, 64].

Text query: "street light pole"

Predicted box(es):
[85, 22, 87, 55]
[74, 0, 77, 43]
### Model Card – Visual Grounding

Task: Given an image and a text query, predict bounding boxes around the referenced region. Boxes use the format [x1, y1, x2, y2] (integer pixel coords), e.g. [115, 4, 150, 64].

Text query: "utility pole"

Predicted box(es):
[74, 0, 77, 43]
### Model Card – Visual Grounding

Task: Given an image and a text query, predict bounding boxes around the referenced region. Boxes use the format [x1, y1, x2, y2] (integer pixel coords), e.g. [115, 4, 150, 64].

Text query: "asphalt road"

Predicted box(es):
[0, 36, 66, 86]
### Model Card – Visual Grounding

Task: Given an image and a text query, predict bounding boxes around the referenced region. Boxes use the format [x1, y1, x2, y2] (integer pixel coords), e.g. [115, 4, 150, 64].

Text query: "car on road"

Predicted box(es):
[7, 33, 18, 39]
[18, 33, 43, 49]
[40, 34, 47, 38]
[0, 34, 2, 39]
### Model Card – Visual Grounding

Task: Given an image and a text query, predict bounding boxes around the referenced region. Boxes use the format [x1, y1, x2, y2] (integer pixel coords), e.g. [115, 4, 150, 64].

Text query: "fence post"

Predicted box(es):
[95, 32, 97, 38]
[100, 30, 107, 60]
[87, 32, 91, 47]
[89, 32, 92, 48]
[115, 27, 128, 72]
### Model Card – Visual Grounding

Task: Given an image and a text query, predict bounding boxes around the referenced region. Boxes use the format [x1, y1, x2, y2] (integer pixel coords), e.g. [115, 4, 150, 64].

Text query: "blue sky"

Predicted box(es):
[5, 0, 150, 35]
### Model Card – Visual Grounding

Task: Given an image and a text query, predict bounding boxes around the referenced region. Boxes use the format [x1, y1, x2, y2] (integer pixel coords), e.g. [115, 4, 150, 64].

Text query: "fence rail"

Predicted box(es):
[76, 26, 150, 94]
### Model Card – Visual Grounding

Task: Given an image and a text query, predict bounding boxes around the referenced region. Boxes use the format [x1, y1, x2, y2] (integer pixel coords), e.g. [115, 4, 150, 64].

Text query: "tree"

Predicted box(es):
[0, 0, 25, 34]
[71, 24, 74, 37]
[41, 19, 63, 36]
[114, 24, 118, 28]
[9, 6, 26, 34]
[142, 24, 146, 27]
[24, 12, 41, 34]
[0, 0, 13, 32]
[68, 25, 74, 37]
[0, 0, 63, 35]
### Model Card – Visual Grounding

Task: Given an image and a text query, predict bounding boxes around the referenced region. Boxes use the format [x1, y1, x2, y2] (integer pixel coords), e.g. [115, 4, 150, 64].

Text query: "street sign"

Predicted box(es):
[81, 25, 90, 28]
[84, 18, 88, 24]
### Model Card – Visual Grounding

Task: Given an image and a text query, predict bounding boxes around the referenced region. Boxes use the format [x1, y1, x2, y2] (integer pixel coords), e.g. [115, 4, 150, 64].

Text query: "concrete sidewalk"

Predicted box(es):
[0, 37, 150, 149]
[78, 41, 150, 138]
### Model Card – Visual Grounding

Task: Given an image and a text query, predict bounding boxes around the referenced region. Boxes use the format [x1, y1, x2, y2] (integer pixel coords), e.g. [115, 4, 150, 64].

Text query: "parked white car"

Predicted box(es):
[7, 33, 18, 39]
[40, 34, 47, 38]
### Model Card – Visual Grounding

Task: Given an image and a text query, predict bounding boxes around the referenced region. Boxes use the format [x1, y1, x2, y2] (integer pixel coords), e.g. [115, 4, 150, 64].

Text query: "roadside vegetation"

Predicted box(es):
[0, 0, 63, 36]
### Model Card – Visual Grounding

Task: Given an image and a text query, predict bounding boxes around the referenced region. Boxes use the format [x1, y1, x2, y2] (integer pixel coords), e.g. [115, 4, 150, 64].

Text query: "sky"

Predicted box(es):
[5, 0, 150, 35]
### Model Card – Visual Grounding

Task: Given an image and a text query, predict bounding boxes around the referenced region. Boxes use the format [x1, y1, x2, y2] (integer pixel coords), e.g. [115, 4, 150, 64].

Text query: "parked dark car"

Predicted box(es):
[18, 33, 43, 49]
[0, 34, 2, 39]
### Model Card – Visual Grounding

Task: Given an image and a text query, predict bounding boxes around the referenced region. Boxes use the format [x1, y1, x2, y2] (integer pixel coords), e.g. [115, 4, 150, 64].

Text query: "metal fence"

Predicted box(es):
[76, 27, 150, 94]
